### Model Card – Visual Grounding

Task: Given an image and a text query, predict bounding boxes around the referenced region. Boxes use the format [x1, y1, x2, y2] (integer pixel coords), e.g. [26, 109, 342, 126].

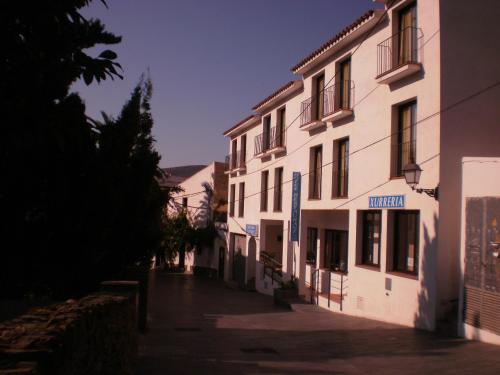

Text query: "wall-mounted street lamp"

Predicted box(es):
[403, 163, 439, 200]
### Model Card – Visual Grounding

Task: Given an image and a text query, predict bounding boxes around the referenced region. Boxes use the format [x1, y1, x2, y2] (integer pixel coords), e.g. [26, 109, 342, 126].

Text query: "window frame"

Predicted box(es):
[229, 184, 235, 217]
[238, 182, 245, 218]
[392, 210, 419, 276]
[260, 170, 269, 212]
[309, 145, 323, 199]
[360, 210, 382, 268]
[306, 227, 318, 265]
[273, 167, 283, 212]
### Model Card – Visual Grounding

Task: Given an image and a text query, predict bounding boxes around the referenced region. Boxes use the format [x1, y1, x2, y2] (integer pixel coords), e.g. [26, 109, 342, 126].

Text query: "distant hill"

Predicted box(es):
[163, 165, 206, 178]
[158, 164, 206, 188]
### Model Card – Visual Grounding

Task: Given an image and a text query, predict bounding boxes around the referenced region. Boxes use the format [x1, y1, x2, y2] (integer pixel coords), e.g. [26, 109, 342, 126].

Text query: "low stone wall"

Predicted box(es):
[0, 286, 138, 375]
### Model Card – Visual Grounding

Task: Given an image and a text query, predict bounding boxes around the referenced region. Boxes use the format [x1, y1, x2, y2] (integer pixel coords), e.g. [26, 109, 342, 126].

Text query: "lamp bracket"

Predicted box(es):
[412, 186, 439, 200]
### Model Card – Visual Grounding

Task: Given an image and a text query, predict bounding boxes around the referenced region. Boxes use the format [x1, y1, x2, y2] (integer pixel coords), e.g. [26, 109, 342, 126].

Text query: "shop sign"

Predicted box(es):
[369, 194, 405, 209]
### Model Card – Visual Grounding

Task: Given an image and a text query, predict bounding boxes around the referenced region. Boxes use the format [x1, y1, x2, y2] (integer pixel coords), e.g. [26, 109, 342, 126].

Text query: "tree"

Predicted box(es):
[89, 77, 166, 282]
[0, 1, 165, 298]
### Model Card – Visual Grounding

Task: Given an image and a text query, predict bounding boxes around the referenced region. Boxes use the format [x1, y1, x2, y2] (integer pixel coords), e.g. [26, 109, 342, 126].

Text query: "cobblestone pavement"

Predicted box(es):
[135, 272, 500, 375]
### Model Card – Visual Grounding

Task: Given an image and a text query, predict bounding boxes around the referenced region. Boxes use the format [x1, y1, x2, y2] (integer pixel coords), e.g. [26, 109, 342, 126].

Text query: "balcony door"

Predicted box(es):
[314, 74, 325, 120]
[338, 59, 351, 110]
[263, 115, 271, 151]
[398, 3, 417, 65]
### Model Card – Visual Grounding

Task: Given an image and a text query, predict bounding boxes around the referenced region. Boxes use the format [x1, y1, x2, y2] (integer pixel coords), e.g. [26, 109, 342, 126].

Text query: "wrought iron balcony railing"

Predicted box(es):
[377, 26, 420, 77]
[225, 149, 246, 171]
[323, 80, 354, 117]
[254, 126, 285, 156]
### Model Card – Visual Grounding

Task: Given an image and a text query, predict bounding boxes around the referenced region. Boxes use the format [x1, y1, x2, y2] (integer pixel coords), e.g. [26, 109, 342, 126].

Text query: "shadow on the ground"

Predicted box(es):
[135, 272, 500, 375]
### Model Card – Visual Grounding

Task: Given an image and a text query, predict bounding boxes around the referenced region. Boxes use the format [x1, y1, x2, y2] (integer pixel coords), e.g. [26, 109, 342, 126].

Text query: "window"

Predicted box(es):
[182, 197, 188, 209]
[273, 167, 283, 212]
[398, 3, 417, 66]
[309, 145, 322, 199]
[231, 139, 237, 169]
[333, 138, 349, 198]
[361, 210, 382, 267]
[240, 134, 247, 167]
[393, 211, 419, 275]
[338, 58, 351, 110]
[238, 182, 245, 217]
[263, 115, 271, 151]
[260, 171, 269, 212]
[276, 107, 286, 148]
[393, 101, 416, 177]
[314, 74, 325, 120]
[306, 227, 318, 265]
[229, 184, 235, 217]
[324, 230, 348, 273]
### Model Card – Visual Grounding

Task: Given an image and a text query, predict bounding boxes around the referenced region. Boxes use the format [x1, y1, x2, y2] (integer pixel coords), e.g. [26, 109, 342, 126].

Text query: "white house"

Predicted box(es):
[168, 162, 228, 278]
[222, 0, 500, 343]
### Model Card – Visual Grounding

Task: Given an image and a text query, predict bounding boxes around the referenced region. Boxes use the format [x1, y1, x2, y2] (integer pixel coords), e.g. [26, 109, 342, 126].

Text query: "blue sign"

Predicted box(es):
[369, 195, 405, 209]
[290, 172, 301, 241]
[245, 224, 259, 237]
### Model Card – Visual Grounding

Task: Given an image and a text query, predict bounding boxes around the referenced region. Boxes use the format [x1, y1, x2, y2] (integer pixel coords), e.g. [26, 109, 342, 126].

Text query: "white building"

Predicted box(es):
[222, 0, 500, 343]
[168, 162, 228, 277]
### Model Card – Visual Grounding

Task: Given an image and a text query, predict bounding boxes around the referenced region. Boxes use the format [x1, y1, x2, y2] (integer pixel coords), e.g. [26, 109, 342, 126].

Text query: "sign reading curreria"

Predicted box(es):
[290, 172, 301, 241]
[369, 194, 405, 209]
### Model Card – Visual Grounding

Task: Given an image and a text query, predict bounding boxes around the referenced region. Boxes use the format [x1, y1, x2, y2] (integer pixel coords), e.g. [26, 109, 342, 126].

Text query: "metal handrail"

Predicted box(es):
[254, 127, 285, 156]
[226, 149, 246, 171]
[260, 251, 283, 285]
[377, 26, 422, 77]
[323, 80, 354, 117]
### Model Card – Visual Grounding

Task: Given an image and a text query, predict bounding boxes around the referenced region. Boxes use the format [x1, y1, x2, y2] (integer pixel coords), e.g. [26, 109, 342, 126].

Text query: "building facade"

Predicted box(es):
[222, 0, 500, 341]
[168, 162, 229, 277]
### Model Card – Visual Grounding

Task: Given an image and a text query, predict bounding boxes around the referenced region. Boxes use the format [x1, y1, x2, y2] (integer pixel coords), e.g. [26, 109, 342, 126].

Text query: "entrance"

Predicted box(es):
[324, 230, 348, 273]
[218, 246, 225, 279]
[231, 234, 247, 287]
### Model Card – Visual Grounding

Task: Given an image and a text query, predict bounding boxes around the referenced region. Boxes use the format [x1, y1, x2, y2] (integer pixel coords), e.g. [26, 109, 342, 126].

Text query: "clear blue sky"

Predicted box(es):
[73, 0, 380, 167]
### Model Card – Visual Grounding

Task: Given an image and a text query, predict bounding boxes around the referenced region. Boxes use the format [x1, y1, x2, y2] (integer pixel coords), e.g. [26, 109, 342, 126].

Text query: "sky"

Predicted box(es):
[73, 0, 381, 167]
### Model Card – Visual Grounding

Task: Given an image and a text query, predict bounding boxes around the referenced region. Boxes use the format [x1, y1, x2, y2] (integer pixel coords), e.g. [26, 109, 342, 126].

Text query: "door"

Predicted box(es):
[339, 59, 351, 110]
[398, 3, 417, 65]
[231, 234, 247, 287]
[218, 246, 225, 279]
[464, 197, 500, 335]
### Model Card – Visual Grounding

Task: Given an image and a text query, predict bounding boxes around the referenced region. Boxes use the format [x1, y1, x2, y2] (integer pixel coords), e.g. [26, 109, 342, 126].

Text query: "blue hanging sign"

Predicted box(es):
[290, 172, 301, 241]
[369, 194, 405, 209]
[245, 224, 259, 237]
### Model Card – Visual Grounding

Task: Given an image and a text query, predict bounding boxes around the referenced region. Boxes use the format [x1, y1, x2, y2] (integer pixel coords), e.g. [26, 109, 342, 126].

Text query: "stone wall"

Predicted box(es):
[0, 287, 138, 375]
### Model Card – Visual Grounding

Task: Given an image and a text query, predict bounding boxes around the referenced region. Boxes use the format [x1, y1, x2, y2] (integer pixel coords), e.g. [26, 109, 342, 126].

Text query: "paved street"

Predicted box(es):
[135, 272, 500, 375]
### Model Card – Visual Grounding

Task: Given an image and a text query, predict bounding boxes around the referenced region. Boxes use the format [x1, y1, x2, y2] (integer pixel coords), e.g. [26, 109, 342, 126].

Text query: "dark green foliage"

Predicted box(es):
[0, 1, 165, 298]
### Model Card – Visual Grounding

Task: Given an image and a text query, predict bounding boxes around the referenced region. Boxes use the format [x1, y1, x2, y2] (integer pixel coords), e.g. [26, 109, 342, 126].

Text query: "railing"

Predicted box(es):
[225, 149, 246, 171]
[254, 127, 285, 156]
[327, 272, 348, 311]
[300, 97, 314, 127]
[332, 168, 349, 198]
[323, 80, 354, 117]
[260, 250, 283, 285]
[377, 26, 420, 77]
[310, 268, 348, 310]
[391, 140, 416, 177]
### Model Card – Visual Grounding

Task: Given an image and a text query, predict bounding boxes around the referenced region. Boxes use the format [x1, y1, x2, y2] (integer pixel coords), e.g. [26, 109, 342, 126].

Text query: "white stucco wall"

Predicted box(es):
[224, 0, 499, 331]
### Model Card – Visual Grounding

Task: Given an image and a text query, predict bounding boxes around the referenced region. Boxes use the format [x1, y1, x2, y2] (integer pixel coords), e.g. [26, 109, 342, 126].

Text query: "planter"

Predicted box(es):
[274, 287, 299, 309]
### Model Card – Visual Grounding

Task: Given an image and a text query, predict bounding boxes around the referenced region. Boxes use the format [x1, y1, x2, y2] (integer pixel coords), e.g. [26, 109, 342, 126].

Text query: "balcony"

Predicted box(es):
[322, 81, 354, 123]
[299, 98, 325, 131]
[376, 27, 422, 85]
[254, 126, 286, 158]
[224, 149, 246, 174]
